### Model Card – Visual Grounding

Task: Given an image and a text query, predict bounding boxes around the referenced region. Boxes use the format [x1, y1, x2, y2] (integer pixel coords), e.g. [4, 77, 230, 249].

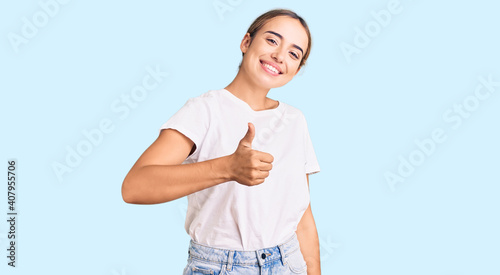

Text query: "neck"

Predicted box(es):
[224, 68, 274, 112]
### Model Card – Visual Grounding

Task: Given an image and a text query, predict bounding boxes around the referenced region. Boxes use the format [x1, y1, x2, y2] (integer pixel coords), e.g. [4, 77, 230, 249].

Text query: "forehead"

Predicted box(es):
[258, 16, 308, 51]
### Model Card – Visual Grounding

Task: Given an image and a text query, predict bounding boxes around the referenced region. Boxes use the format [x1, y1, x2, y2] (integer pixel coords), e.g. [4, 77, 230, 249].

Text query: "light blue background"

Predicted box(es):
[1, 0, 499, 274]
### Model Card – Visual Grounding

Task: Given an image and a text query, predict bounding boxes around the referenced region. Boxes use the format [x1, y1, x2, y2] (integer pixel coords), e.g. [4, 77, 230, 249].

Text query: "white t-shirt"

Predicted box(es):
[159, 88, 320, 250]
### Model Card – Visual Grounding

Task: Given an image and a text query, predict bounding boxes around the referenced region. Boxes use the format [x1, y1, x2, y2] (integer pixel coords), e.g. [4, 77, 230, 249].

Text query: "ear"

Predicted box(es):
[240, 33, 252, 54]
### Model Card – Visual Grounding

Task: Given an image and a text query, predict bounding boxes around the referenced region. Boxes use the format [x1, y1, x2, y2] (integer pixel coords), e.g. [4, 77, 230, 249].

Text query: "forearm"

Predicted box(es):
[122, 155, 231, 204]
[297, 205, 321, 275]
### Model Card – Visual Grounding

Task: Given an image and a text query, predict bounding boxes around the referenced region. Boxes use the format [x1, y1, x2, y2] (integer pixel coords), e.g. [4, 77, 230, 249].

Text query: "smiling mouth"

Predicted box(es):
[260, 61, 282, 75]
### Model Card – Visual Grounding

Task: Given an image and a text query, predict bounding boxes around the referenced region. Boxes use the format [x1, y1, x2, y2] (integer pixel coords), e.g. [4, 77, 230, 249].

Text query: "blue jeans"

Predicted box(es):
[182, 233, 308, 274]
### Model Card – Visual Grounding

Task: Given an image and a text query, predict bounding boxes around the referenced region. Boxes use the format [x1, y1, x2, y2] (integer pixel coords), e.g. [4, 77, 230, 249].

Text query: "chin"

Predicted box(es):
[256, 79, 289, 90]
[256, 74, 292, 89]
[271, 82, 289, 89]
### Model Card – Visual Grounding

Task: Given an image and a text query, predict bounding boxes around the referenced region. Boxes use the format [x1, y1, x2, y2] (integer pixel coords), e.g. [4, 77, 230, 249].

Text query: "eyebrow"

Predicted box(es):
[264, 31, 304, 55]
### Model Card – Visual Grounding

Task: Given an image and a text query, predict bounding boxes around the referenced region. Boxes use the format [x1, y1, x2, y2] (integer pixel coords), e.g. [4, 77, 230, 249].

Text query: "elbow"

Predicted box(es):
[121, 168, 176, 204]
[122, 192, 134, 204]
[121, 175, 174, 204]
[121, 172, 142, 204]
[121, 179, 136, 204]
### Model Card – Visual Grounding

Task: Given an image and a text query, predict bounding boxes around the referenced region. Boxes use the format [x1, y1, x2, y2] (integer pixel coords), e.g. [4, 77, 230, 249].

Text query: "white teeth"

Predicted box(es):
[263, 63, 279, 74]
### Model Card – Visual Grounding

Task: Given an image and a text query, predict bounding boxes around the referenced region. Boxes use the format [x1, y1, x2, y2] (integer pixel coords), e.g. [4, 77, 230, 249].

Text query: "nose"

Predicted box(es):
[271, 46, 285, 63]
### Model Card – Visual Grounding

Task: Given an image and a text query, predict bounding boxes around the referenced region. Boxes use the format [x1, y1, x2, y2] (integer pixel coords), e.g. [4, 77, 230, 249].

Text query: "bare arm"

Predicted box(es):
[121, 128, 230, 204]
[296, 174, 321, 275]
[121, 123, 273, 204]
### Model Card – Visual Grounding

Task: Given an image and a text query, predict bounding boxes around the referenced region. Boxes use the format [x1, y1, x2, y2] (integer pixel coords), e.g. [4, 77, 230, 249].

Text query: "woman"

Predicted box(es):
[122, 8, 321, 274]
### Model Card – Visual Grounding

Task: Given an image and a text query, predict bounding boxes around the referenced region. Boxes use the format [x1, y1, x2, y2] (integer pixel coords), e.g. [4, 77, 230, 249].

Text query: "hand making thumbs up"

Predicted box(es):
[228, 122, 274, 186]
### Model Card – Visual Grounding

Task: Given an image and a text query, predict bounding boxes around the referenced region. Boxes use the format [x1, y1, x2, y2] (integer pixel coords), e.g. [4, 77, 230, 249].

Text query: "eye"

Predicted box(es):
[290, 52, 299, 59]
[267, 38, 277, 45]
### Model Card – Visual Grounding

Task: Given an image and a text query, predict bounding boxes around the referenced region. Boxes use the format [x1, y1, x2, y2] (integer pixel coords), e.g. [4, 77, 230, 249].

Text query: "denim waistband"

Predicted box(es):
[188, 233, 301, 268]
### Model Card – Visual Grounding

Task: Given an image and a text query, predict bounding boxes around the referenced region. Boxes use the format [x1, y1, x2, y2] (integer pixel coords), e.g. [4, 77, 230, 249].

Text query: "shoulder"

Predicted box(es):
[184, 89, 221, 107]
[279, 101, 306, 121]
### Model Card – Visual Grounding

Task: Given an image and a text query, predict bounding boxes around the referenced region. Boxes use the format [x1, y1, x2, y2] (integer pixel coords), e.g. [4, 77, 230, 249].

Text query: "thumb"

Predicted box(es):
[240, 122, 255, 147]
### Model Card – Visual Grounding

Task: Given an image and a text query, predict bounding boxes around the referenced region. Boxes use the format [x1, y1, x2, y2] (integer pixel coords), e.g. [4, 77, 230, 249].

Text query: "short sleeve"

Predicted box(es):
[302, 113, 320, 175]
[158, 97, 210, 159]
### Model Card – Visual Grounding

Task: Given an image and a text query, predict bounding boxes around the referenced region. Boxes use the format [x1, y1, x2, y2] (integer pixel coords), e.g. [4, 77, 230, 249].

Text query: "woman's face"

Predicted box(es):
[240, 16, 309, 89]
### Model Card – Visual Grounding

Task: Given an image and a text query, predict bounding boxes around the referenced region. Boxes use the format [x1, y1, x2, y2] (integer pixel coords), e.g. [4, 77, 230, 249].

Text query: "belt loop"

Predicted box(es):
[226, 250, 234, 271]
[255, 250, 263, 266]
[278, 244, 286, 266]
